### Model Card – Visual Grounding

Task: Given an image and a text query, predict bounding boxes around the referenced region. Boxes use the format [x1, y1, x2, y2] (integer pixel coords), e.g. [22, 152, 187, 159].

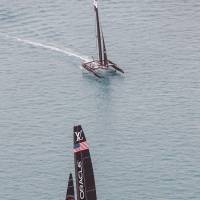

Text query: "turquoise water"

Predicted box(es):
[0, 1, 200, 199]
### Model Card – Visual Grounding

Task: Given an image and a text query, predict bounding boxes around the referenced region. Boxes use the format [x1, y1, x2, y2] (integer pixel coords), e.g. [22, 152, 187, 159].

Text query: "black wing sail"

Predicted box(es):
[73, 125, 97, 200]
[65, 173, 75, 200]
[94, 0, 103, 64]
[101, 30, 108, 66]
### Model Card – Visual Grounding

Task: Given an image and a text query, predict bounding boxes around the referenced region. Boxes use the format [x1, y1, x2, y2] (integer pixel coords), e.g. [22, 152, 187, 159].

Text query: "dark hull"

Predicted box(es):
[82, 59, 124, 78]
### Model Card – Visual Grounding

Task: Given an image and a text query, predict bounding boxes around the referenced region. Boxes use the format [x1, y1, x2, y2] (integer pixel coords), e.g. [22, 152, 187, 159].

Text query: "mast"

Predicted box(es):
[65, 173, 75, 200]
[101, 30, 108, 66]
[73, 125, 97, 200]
[93, 0, 103, 64]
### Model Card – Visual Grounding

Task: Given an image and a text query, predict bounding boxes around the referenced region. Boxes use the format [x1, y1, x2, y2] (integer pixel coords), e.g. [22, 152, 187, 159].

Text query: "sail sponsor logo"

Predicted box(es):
[93, 0, 98, 8]
[77, 161, 85, 199]
[75, 130, 83, 142]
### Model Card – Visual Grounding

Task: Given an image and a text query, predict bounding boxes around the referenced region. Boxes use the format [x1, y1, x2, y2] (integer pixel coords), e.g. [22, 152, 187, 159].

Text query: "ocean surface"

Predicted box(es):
[0, 0, 200, 199]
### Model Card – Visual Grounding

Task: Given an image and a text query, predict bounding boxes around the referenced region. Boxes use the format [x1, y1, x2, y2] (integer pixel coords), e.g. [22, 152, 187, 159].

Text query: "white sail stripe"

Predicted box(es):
[80, 141, 89, 148]
[80, 144, 88, 150]
[80, 146, 84, 151]
[82, 144, 89, 149]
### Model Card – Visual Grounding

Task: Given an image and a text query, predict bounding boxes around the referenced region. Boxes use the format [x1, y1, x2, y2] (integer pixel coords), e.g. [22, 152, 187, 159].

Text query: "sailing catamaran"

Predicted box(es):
[82, 0, 124, 78]
[65, 173, 75, 200]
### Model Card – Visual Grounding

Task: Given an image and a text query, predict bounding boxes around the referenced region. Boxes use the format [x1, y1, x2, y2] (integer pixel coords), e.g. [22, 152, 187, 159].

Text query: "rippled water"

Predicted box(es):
[0, 1, 200, 200]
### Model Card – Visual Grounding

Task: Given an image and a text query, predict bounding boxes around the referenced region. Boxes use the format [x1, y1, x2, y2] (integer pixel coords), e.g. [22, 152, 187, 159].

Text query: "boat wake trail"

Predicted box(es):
[1, 33, 90, 61]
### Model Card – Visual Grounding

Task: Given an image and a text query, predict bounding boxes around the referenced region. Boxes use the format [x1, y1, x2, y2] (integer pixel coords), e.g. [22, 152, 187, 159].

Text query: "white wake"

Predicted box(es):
[1, 33, 90, 62]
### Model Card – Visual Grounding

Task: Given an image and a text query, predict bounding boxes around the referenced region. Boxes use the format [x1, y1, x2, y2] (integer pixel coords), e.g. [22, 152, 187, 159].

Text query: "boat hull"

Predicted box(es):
[82, 59, 124, 78]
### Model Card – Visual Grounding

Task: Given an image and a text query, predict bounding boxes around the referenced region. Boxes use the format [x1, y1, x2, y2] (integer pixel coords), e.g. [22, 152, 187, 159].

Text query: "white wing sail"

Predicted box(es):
[93, 0, 98, 8]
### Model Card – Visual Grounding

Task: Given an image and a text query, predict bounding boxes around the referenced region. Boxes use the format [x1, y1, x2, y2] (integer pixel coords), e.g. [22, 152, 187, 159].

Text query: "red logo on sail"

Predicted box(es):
[73, 141, 89, 153]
